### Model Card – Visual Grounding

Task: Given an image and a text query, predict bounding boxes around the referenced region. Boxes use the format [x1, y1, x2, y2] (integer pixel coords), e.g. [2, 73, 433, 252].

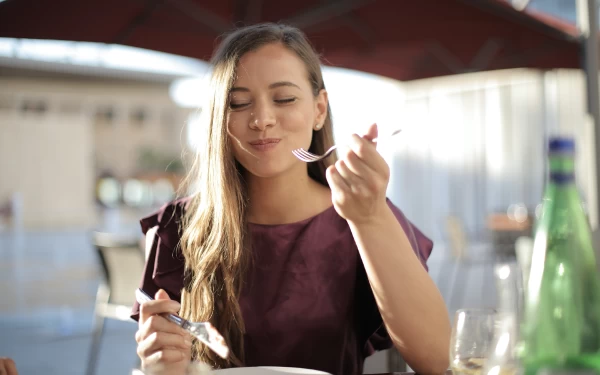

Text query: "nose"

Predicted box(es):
[249, 100, 276, 130]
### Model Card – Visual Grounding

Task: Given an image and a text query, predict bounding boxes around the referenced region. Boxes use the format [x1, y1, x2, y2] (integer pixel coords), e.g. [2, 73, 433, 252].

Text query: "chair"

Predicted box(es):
[0, 192, 23, 231]
[487, 212, 533, 258]
[446, 216, 468, 260]
[86, 231, 145, 375]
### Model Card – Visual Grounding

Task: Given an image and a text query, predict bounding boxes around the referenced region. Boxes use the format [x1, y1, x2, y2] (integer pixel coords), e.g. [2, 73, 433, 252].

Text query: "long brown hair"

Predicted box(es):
[178, 23, 336, 368]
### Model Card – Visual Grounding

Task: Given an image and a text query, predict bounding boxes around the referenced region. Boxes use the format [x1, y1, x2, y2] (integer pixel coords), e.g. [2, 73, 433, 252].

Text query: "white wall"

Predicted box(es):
[0, 110, 95, 228]
[0, 76, 188, 229]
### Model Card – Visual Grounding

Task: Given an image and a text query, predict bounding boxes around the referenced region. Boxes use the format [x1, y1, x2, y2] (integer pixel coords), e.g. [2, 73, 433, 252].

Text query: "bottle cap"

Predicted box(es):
[549, 137, 575, 153]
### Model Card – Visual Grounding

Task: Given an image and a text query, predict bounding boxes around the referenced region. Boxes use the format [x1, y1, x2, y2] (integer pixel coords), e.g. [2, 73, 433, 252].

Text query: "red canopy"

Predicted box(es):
[0, 0, 582, 81]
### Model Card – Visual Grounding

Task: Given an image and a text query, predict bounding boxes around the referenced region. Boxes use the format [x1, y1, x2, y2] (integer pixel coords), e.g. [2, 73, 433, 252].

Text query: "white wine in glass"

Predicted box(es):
[450, 309, 496, 375]
[451, 357, 487, 375]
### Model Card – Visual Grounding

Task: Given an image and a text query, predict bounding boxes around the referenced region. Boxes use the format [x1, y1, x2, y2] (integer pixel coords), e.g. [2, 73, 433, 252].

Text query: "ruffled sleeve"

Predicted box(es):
[387, 199, 433, 271]
[130, 197, 191, 321]
[356, 198, 434, 355]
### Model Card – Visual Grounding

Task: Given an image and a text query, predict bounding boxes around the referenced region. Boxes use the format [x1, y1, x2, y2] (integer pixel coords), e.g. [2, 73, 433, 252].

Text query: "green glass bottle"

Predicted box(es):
[520, 137, 600, 375]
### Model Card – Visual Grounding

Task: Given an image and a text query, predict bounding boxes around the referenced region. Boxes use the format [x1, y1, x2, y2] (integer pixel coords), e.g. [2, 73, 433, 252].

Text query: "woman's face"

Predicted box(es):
[226, 42, 328, 179]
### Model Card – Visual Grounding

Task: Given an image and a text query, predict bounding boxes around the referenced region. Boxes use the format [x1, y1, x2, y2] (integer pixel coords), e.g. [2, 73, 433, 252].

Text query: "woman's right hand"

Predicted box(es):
[135, 289, 193, 373]
[0, 357, 18, 375]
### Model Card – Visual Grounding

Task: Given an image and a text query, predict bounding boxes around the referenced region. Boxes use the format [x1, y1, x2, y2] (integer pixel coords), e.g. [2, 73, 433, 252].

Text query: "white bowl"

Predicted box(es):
[213, 367, 331, 375]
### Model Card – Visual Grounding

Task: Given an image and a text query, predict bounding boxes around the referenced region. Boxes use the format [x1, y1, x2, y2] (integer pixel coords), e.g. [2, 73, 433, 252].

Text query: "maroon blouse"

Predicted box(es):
[131, 197, 433, 375]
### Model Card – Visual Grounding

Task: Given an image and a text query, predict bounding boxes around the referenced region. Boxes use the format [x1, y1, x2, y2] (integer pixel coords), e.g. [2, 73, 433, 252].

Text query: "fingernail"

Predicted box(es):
[169, 301, 181, 311]
[185, 337, 193, 346]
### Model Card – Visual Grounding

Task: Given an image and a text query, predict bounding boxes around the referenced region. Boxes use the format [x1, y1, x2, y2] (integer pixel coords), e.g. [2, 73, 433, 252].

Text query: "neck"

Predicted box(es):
[245, 165, 331, 225]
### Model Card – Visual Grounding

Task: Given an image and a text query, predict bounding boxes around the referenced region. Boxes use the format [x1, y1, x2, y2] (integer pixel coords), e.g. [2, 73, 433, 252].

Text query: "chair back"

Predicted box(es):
[94, 232, 144, 306]
[446, 215, 468, 259]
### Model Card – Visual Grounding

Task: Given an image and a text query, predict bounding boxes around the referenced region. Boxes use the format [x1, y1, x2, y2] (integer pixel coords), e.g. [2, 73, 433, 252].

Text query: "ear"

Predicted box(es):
[314, 89, 328, 128]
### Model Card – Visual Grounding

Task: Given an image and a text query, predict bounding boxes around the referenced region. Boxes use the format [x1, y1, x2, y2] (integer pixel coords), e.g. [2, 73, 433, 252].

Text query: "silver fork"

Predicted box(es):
[135, 288, 241, 365]
[292, 128, 402, 162]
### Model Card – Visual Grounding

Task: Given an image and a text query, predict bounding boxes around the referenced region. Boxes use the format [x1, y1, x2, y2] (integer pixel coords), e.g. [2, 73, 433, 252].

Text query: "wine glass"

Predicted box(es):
[450, 308, 496, 375]
[481, 262, 525, 375]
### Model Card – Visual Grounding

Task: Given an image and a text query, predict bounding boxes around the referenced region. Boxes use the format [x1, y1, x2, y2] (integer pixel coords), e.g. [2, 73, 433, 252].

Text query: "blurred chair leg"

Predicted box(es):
[86, 283, 110, 375]
[388, 348, 407, 372]
[480, 256, 495, 307]
[446, 259, 460, 311]
[437, 252, 451, 291]
[458, 261, 470, 309]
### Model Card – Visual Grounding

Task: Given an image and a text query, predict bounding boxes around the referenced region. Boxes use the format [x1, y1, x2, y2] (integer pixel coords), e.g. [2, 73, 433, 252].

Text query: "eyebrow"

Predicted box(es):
[230, 81, 301, 93]
[269, 81, 301, 90]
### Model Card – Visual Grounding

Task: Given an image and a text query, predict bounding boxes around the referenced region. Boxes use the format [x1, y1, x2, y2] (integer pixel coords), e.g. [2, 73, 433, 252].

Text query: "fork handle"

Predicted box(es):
[164, 312, 186, 327]
[371, 128, 402, 142]
[135, 288, 187, 327]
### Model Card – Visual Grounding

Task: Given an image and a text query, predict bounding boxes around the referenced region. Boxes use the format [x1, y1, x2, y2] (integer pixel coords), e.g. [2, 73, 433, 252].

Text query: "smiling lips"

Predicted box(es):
[248, 138, 281, 151]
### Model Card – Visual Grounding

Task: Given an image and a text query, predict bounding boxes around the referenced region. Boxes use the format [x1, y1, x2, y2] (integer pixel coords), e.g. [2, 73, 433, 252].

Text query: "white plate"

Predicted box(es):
[212, 367, 331, 375]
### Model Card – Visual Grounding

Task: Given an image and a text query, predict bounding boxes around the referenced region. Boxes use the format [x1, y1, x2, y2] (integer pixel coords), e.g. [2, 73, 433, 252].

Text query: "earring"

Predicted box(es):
[315, 123, 322, 130]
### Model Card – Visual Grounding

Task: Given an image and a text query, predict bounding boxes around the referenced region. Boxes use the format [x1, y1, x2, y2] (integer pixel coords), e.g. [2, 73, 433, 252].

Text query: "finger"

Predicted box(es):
[155, 289, 171, 301]
[144, 348, 188, 366]
[348, 134, 388, 175]
[334, 159, 364, 192]
[139, 297, 180, 326]
[139, 315, 188, 342]
[138, 331, 193, 358]
[3, 359, 17, 375]
[362, 122, 378, 142]
[326, 165, 350, 193]
[338, 148, 374, 181]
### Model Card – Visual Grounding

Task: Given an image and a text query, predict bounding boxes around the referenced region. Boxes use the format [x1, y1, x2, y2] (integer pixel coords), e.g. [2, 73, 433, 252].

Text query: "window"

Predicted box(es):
[94, 106, 116, 125]
[20, 99, 48, 114]
[130, 107, 148, 127]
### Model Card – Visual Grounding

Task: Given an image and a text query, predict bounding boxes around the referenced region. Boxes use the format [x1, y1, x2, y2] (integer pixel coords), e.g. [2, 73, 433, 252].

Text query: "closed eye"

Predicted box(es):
[275, 98, 296, 105]
[229, 102, 250, 110]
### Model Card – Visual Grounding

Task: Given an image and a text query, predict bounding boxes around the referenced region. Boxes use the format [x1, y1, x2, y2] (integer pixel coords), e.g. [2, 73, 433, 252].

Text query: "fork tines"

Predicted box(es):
[292, 148, 324, 162]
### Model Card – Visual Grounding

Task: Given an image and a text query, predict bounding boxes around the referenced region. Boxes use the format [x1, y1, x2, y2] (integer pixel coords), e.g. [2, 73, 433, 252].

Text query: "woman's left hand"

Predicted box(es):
[326, 123, 390, 224]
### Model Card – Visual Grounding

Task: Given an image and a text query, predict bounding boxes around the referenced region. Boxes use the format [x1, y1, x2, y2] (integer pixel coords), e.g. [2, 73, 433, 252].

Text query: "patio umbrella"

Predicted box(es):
[6, 0, 600, 231]
[0, 0, 583, 81]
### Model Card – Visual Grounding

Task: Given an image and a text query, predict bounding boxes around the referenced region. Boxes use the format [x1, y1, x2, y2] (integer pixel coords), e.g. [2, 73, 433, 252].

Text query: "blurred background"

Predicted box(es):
[0, 0, 598, 374]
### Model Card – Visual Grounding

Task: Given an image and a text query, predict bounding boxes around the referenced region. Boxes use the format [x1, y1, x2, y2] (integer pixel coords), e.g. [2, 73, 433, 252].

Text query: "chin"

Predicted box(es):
[245, 166, 287, 179]
[239, 159, 293, 179]
[235, 147, 308, 179]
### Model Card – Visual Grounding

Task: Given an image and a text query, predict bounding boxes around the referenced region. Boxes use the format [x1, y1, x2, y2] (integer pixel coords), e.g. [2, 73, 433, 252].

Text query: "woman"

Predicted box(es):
[132, 23, 450, 375]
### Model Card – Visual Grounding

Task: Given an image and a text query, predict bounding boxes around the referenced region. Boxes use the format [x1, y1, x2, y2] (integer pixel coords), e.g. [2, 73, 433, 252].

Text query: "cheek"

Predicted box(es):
[225, 116, 244, 157]
[279, 104, 314, 131]
[227, 113, 241, 131]
[228, 129, 245, 157]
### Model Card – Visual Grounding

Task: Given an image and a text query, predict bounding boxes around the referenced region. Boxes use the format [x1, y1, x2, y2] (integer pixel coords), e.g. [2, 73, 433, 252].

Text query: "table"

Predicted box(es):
[374, 371, 452, 375]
